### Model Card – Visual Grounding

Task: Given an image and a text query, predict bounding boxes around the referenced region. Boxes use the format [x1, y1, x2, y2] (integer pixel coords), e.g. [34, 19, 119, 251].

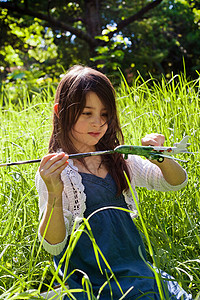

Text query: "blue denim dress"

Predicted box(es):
[54, 173, 192, 300]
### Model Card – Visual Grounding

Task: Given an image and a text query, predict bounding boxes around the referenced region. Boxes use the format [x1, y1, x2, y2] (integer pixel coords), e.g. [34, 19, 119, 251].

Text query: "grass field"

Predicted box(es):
[0, 72, 199, 299]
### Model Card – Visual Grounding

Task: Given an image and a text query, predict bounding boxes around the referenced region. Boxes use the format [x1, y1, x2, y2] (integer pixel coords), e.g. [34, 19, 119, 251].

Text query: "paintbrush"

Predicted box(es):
[0, 149, 114, 167]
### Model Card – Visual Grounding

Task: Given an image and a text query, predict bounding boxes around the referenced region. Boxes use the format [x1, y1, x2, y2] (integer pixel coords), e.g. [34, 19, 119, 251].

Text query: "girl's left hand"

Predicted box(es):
[141, 133, 165, 147]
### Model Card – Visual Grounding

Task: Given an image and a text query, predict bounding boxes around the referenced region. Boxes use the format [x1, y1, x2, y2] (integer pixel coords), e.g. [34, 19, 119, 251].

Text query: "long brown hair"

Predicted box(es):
[49, 65, 130, 195]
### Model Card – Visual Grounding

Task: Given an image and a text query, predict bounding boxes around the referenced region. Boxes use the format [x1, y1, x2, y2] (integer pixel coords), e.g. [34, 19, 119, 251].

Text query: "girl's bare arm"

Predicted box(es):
[39, 152, 69, 245]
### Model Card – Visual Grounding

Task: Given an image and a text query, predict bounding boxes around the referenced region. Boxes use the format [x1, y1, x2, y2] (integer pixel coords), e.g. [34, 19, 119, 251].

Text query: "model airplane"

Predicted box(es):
[114, 136, 191, 162]
[0, 136, 191, 167]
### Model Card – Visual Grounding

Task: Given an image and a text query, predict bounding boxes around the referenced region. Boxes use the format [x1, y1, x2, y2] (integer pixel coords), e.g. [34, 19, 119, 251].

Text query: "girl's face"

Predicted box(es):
[69, 92, 108, 152]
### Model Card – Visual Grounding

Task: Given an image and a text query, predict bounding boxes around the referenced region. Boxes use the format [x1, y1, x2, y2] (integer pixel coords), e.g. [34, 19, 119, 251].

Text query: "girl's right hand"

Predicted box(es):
[39, 152, 69, 196]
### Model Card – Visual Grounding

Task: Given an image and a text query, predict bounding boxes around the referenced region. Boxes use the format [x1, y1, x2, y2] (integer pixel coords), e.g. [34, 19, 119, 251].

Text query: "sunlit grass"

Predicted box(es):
[0, 72, 199, 299]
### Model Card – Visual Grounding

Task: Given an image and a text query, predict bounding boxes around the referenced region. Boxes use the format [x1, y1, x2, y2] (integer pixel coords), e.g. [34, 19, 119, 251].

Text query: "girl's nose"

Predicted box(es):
[91, 115, 103, 127]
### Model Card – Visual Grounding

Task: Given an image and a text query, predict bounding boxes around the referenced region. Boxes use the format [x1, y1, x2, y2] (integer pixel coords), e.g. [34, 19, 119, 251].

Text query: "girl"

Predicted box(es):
[36, 65, 192, 299]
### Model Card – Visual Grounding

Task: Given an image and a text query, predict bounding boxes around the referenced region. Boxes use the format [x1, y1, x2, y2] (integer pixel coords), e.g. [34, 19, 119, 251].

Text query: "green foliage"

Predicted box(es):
[0, 66, 58, 108]
[0, 0, 200, 82]
[111, 0, 200, 80]
[0, 14, 57, 65]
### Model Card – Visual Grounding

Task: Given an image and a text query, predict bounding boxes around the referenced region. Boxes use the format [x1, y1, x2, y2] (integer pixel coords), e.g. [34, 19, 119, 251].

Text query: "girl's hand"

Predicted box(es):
[39, 152, 69, 196]
[141, 133, 165, 147]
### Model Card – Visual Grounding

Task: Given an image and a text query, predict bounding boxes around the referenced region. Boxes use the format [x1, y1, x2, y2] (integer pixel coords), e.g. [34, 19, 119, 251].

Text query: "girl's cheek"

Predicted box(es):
[73, 120, 88, 134]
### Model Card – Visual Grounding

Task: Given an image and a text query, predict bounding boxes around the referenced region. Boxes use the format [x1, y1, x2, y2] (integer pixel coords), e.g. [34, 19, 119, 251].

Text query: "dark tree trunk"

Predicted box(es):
[84, 0, 102, 38]
[84, 0, 102, 56]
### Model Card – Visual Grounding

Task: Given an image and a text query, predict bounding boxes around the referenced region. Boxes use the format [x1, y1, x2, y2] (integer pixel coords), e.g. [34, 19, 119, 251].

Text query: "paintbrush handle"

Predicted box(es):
[0, 150, 114, 167]
[69, 150, 114, 159]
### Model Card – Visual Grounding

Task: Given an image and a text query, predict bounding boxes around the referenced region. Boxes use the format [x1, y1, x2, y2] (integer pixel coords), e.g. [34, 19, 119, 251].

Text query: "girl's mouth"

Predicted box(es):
[88, 132, 101, 138]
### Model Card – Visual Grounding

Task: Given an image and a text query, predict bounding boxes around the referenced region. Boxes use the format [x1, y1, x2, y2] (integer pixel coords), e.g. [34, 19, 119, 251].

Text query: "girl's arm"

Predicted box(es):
[141, 133, 186, 186]
[149, 158, 186, 186]
[38, 152, 69, 245]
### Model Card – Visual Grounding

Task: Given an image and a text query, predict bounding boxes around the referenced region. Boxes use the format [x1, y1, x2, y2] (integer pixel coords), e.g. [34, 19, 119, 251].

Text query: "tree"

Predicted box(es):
[0, 0, 199, 81]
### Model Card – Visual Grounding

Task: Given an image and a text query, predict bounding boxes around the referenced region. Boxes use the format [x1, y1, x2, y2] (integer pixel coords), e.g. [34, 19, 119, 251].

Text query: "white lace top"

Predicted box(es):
[35, 155, 188, 255]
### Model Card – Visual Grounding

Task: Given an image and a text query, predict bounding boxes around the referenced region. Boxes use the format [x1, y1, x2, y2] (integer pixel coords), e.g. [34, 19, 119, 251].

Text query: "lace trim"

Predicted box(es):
[123, 188, 138, 218]
[122, 156, 139, 218]
[61, 159, 86, 234]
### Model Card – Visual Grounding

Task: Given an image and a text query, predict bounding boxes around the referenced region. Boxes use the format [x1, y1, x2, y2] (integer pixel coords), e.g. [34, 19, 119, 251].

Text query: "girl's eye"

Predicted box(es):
[101, 113, 109, 121]
[102, 113, 108, 118]
[82, 112, 91, 116]
[82, 111, 108, 119]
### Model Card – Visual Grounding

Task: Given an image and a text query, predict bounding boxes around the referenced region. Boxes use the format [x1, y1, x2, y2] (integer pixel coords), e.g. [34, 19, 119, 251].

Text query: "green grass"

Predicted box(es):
[0, 72, 199, 299]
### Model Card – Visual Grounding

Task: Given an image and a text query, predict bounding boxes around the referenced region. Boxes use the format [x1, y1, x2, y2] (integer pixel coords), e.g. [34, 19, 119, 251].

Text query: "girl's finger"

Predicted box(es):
[39, 153, 58, 168]
[39, 152, 68, 172]
[43, 155, 69, 175]
[50, 159, 69, 177]
[141, 133, 165, 146]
